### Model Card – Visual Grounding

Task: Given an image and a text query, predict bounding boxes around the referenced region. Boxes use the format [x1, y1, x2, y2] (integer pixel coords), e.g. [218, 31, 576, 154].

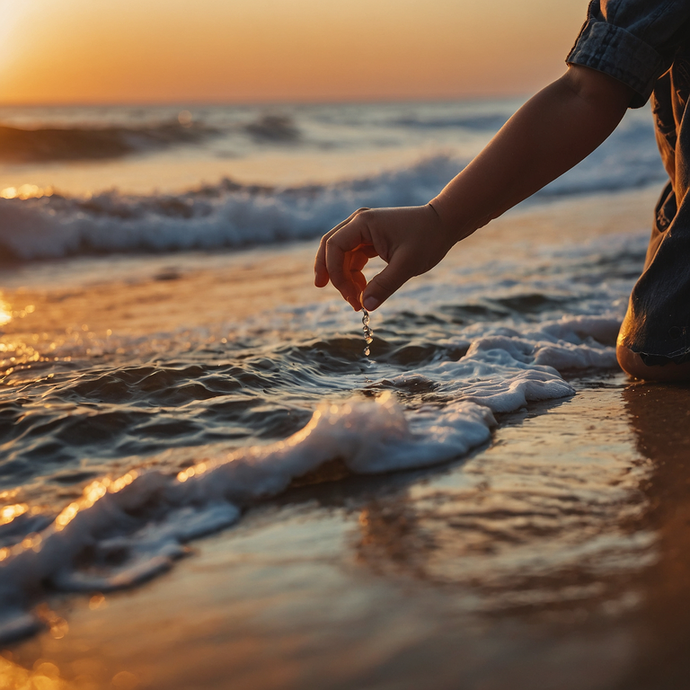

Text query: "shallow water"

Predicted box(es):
[0, 100, 663, 262]
[0, 184, 658, 645]
[6, 374, 690, 690]
[0, 99, 676, 678]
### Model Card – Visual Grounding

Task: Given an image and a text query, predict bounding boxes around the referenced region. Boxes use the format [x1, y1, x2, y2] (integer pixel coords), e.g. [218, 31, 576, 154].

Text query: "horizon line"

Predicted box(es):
[0, 91, 532, 110]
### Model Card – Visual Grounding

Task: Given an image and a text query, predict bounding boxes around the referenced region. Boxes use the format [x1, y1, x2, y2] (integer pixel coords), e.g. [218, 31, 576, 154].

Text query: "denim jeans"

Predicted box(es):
[568, 0, 690, 363]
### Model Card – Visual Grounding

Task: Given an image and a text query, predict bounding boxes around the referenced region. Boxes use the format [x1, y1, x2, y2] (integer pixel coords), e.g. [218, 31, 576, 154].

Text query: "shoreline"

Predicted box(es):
[5, 373, 690, 690]
[2, 184, 686, 689]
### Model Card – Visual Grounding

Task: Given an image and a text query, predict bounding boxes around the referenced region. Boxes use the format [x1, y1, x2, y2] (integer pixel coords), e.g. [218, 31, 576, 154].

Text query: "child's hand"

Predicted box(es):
[314, 67, 634, 313]
[314, 204, 457, 311]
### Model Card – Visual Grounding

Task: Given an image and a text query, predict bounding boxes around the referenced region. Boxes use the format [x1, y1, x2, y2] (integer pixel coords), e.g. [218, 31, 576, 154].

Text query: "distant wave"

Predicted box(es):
[538, 118, 666, 198]
[391, 114, 510, 131]
[0, 133, 667, 264]
[0, 121, 219, 163]
[243, 114, 301, 142]
[0, 112, 306, 163]
[0, 156, 463, 262]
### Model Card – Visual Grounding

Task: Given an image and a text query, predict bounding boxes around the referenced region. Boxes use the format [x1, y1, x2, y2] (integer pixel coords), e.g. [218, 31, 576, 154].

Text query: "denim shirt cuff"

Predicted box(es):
[566, 19, 667, 108]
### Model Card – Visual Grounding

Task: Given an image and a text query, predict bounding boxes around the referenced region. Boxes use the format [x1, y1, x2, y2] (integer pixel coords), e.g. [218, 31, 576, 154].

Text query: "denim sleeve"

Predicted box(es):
[567, 0, 690, 108]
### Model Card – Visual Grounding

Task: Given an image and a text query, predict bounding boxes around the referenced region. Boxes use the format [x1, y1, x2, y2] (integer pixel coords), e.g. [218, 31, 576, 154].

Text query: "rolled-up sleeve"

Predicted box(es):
[567, 0, 690, 108]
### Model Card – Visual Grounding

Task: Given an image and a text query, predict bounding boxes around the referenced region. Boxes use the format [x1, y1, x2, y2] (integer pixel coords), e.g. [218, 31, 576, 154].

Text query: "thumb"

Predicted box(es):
[361, 260, 412, 311]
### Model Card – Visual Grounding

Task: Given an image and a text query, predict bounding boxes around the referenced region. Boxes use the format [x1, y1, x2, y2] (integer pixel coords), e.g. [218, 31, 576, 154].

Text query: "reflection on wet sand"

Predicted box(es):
[355, 381, 654, 617]
[352, 378, 690, 688]
[6, 377, 690, 690]
[618, 382, 690, 689]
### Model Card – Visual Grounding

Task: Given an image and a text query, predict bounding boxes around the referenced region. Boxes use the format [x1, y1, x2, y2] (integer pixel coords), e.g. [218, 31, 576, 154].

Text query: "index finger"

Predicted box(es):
[314, 208, 369, 288]
[324, 214, 374, 307]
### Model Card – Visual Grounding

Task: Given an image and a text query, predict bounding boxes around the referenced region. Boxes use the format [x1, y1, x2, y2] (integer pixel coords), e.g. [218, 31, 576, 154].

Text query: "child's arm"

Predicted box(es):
[314, 65, 635, 311]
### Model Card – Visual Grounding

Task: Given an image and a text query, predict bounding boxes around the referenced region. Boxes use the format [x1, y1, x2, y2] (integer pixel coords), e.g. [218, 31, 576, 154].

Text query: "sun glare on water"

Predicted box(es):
[0, 300, 11, 327]
[1, 184, 52, 200]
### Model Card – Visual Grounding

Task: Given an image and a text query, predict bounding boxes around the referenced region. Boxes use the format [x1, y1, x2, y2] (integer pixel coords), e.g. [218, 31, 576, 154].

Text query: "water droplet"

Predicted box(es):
[362, 309, 374, 357]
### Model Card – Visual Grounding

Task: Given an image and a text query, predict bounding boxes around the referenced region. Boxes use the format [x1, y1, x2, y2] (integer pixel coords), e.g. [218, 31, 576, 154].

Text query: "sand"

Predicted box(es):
[4, 376, 690, 690]
[4, 188, 690, 689]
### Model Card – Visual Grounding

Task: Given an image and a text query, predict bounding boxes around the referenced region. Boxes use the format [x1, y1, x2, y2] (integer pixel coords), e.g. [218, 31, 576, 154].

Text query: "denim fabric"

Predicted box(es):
[567, 0, 690, 108]
[568, 1, 690, 364]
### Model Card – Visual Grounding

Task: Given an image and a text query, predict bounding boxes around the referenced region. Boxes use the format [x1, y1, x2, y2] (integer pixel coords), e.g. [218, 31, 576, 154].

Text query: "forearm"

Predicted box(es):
[430, 66, 635, 240]
[315, 66, 636, 311]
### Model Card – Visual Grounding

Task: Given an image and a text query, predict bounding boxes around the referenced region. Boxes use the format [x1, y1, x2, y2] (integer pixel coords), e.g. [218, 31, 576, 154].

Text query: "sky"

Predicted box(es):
[0, 0, 588, 105]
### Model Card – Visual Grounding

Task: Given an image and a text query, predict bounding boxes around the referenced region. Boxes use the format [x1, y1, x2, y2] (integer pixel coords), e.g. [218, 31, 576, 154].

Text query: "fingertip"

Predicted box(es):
[314, 266, 330, 288]
[362, 295, 381, 311]
[345, 294, 361, 311]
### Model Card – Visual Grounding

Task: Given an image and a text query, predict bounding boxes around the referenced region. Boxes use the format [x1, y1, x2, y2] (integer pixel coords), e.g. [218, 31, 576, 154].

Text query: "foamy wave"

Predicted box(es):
[389, 317, 618, 413]
[0, 139, 665, 264]
[0, 392, 494, 642]
[0, 156, 462, 262]
[0, 307, 623, 642]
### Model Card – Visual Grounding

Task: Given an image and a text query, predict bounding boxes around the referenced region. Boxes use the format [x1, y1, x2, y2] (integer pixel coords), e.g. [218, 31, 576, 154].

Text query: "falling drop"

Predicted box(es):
[362, 308, 374, 357]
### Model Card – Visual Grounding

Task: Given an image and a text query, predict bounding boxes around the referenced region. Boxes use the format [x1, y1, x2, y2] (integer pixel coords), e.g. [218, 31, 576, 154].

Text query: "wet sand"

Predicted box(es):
[4, 376, 690, 690]
[5, 188, 690, 689]
[0, 186, 660, 346]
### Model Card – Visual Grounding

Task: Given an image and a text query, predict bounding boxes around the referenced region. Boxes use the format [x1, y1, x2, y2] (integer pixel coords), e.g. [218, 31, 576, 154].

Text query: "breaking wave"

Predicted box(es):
[0, 156, 463, 262]
[0, 138, 666, 264]
[0, 120, 220, 163]
[0, 310, 624, 643]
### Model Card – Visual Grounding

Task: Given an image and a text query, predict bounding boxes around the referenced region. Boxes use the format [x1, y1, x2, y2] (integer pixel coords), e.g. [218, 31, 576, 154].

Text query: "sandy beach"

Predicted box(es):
[4, 375, 690, 690]
[3, 187, 690, 689]
[4, 0, 690, 685]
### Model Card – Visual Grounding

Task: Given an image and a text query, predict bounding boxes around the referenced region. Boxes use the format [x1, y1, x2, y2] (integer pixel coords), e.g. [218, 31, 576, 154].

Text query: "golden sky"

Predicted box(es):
[0, 0, 587, 104]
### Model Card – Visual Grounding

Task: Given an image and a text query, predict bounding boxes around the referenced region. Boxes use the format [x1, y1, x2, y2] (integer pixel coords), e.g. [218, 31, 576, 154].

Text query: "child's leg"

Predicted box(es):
[617, 178, 690, 381]
[618, 65, 690, 381]
[617, 344, 690, 381]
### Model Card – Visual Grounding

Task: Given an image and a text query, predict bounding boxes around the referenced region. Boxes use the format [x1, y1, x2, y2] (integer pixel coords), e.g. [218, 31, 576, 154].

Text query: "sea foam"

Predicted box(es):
[0, 116, 665, 263]
[0, 308, 620, 643]
[0, 391, 493, 643]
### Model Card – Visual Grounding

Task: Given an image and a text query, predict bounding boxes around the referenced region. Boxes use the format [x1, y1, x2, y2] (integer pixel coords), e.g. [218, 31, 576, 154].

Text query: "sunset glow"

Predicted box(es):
[0, 300, 11, 326]
[0, 0, 587, 104]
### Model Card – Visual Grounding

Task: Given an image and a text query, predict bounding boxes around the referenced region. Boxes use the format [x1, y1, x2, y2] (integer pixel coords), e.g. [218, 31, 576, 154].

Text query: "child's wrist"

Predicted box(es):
[426, 198, 475, 245]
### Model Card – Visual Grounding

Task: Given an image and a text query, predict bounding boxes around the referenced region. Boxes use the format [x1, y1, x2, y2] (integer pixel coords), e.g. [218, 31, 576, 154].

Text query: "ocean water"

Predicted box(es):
[0, 100, 666, 644]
